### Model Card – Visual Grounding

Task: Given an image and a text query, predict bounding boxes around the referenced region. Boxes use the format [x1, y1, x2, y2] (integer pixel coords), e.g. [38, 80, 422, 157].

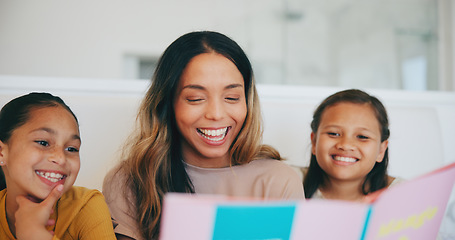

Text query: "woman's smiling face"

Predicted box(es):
[0, 105, 81, 201]
[173, 52, 247, 168]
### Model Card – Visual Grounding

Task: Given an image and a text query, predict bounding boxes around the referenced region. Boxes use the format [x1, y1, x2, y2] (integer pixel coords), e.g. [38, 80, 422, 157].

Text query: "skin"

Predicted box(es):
[173, 52, 247, 168]
[0, 106, 81, 238]
[15, 184, 63, 240]
[311, 102, 388, 201]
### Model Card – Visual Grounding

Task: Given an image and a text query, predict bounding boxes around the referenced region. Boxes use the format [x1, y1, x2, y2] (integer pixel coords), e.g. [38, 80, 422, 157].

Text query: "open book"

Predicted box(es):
[160, 162, 455, 240]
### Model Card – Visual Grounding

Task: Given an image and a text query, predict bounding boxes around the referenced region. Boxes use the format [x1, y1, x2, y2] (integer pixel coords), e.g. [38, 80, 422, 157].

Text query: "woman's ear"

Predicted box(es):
[376, 140, 389, 163]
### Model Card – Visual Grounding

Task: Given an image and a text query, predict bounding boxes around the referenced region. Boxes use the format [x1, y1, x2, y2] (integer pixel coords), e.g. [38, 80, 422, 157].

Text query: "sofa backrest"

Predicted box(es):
[1, 77, 454, 190]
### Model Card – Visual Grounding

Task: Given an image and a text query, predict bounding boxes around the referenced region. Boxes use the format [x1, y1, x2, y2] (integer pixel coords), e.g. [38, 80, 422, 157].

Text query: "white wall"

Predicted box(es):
[0, 0, 451, 89]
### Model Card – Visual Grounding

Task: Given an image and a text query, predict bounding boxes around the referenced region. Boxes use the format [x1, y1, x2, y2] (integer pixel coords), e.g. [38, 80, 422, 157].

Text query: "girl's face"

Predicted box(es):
[311, 102, 388, 184]
[0, 106, 81, 201]
[174, 52, 247, 168]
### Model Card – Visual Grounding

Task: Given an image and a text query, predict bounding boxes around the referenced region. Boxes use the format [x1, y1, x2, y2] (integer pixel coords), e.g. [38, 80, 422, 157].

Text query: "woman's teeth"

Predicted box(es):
[198, 127, 228, 141]
[35, 171, 64, 183]
[334, 156, 357, 163]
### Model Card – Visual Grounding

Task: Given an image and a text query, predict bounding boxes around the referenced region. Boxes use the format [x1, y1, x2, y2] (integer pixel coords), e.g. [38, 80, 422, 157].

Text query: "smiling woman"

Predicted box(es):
[102, 31, 305, 240]
[174, 52, 247, 168]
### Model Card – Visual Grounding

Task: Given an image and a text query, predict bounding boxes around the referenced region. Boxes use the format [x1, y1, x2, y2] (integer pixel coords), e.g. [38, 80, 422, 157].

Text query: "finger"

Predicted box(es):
[41, 184, 64, 209]
[15, 195, 30, 206]
[46, 219, 56, 227]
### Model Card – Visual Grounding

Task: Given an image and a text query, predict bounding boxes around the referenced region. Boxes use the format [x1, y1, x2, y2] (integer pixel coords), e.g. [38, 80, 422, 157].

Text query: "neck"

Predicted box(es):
[319, 178, 366, 202]
[182, 152, 231, 168]
[5, 190, 18, 237]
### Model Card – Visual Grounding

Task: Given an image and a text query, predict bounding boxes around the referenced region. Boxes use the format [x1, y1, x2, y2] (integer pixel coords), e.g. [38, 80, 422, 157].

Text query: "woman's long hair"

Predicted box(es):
[114, 31, 280, 239]
[303, 89, 390, 198]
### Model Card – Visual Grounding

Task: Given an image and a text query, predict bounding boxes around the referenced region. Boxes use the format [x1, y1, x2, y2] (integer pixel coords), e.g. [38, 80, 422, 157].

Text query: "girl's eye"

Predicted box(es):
[358, 135, 369, 140]
[66, 147, 79, 153]
[35, 140, 49, 147]
[327, 132, 340, 137]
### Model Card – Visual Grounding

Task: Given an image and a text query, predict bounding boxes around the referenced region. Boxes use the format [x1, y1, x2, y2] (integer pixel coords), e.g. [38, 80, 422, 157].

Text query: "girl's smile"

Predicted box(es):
[35, 170, 67, 184]
[311, 102, 388, 183]
[331, 155, 358, 164]
[0, 106, 81, 202]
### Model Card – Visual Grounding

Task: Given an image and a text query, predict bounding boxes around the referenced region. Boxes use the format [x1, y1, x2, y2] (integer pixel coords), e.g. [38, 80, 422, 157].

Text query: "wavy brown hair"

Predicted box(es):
[110, 31, 280, 240]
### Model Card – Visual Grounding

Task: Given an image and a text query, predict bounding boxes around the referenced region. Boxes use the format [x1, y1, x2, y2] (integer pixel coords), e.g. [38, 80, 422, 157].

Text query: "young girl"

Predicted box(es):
[0, 92, 116, 240]
[103, 31, 304, 240]
[303, 89, 402, 201]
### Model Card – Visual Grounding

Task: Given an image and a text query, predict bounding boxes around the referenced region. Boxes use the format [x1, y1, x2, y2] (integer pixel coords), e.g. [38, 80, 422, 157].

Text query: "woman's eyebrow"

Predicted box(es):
[225, 83, 244, 90]
[182, 84, 205, 90]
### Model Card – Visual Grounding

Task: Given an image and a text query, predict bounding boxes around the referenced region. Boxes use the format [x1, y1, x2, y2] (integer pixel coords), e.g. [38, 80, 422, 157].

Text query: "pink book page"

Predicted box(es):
[291, 199, 369, 240]
[365, 162, 455, 240]
[160, 193, 218, 240]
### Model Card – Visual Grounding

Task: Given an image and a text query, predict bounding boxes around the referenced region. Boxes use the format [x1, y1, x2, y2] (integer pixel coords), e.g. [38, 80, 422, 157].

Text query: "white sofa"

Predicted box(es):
[1, 76, 455, 236]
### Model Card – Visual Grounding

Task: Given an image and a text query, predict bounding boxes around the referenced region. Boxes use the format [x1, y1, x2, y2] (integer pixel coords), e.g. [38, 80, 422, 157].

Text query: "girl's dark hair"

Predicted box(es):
[303, 89, 390, 198]
[0, 92, 78, 190]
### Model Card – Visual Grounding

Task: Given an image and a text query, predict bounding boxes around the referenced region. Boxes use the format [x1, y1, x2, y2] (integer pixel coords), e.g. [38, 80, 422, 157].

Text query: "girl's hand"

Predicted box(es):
[15, 184, 64, 240]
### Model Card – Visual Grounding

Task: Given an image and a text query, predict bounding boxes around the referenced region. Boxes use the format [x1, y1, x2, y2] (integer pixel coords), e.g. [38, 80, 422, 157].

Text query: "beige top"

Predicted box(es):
[103, 158, 304, 240]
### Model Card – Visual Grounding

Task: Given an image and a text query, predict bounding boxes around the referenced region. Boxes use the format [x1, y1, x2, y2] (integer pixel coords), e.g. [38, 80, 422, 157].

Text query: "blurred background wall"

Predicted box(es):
[0, 0, 453, 90]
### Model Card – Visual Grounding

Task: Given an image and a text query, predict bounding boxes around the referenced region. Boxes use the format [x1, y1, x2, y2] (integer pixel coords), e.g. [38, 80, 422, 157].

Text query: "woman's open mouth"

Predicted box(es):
[197, 127, 230, 142]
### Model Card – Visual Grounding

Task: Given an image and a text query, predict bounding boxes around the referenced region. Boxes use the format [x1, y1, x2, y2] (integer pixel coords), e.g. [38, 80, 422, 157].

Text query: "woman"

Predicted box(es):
[103, 31, 304, 240]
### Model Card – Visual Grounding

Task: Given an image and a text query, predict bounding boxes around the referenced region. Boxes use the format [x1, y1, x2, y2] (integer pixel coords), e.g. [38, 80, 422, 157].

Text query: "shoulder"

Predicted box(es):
[247, 159, 296, 172]
[102, 166, 129, 201]
[388, 175, 406, 187]
[247, 159, 302, 179]
[247, 159, 304, 199]
[59, 186, 106, 209]
[55, 187, 114, 239]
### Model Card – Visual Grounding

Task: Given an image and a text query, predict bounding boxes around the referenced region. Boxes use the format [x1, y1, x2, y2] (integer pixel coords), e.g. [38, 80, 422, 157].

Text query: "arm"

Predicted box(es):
[15, 185, 63, 240]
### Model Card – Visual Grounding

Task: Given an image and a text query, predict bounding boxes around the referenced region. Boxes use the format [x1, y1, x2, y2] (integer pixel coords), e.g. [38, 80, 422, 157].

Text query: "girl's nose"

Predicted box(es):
[336, 137, 355, 151]
[48, 148, 66, 164]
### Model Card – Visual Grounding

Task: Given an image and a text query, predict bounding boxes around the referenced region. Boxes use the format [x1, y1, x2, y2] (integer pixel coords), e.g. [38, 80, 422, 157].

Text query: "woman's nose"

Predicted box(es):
[205, 100, 225, 120]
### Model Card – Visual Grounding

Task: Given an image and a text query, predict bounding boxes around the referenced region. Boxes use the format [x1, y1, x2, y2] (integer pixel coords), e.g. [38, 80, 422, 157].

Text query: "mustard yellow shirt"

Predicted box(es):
[0, 186, 116, 240]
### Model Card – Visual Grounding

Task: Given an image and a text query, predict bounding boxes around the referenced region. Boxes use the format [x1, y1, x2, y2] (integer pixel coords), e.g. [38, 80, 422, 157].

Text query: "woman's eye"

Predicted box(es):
[225, 97, 240, 102]
[187, 98, 203, 103]
[35, 140, 49, 147]
[66, 147, 79, 153]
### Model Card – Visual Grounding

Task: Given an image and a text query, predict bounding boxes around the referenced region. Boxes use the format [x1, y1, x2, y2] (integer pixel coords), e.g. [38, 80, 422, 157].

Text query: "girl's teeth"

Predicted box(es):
[35, 171, 64, 183]
[334, 156, 357, 162]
